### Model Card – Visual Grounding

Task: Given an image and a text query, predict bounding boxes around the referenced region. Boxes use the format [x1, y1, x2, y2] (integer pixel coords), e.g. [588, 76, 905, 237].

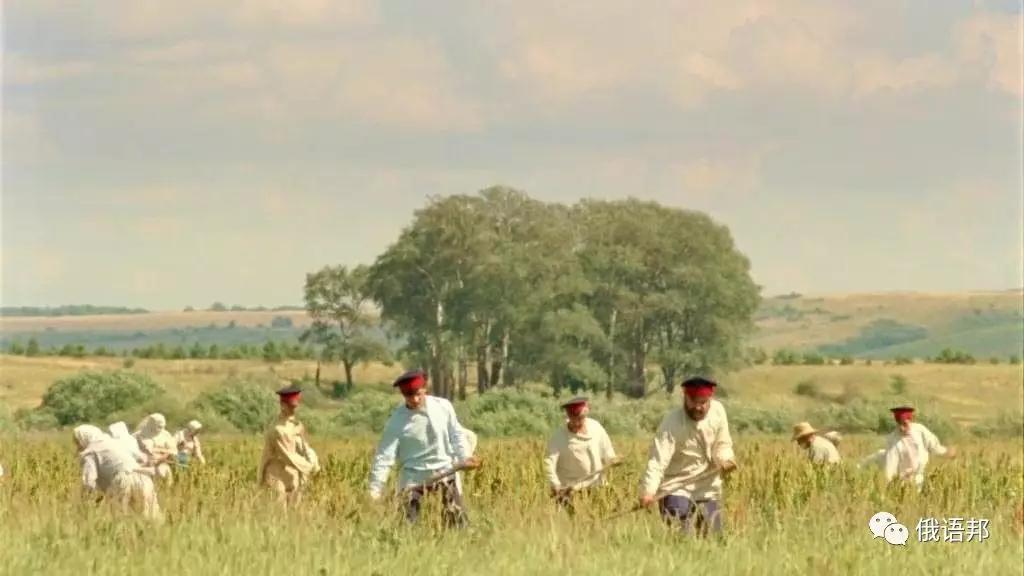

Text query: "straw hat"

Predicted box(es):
[823, 431, 842, 445]
[791, 421, 817, 441]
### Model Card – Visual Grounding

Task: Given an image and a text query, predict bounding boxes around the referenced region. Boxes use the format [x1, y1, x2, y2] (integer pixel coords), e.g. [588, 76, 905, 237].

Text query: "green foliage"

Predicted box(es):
[819, 318, 928, 357]
[931, 348, 976, 364]
[14, 408, 61, 431]
[34, 371, 165, 426]
[189, 376, 279, 433]
[988, 356, 1000, 365]
[8, 340, 25, 355]
[892, 356, 913, 365]
[800, 352, 826, 366]
[793, 379, 821, 398]
[25, 338, 40, 357]
[889, 374, 909, 396]
[838, 356, 855, 365]
[772, 349, 800, 366]
[970, 412, 1024, 438]
[122, 358, 136, 369]
[271, 316, 294, 329]
[746, 347, 769, 365]
[209, 302, 228, 312]
[1010, 355, 1021, 365]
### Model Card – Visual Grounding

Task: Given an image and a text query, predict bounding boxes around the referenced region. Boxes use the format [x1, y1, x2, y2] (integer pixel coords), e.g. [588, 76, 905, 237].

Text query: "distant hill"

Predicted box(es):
[1, 292, 1021, 359]
[750, 290, 1024, 359]
[0, 305, 149, 317]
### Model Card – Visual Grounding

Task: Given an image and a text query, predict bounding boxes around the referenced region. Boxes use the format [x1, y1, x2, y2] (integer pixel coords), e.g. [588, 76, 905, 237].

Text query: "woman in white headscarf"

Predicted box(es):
[73, 424, 162, 521]
[134, 414, 177, 484]
[174, 420, 206, 465]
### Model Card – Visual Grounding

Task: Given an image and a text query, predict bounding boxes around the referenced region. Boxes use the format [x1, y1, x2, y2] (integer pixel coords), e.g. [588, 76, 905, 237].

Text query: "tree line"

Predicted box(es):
[302, 188, 761, 401]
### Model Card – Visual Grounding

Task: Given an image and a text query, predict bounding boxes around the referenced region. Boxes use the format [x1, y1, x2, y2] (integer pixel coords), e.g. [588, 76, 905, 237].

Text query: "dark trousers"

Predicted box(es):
[658, 495, 723, 536]
[404, 479, 468, 528]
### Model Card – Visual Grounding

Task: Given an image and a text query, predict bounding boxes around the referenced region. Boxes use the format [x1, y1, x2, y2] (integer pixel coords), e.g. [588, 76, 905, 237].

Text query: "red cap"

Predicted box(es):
[682, 377, 717, 399]
[276, 384, 302, 406]
[891, 407, 914, 422]
[394, 370, 427, 396]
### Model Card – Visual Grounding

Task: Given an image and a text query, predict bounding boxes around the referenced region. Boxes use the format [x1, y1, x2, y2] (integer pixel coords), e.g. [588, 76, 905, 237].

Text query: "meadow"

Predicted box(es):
[1, 434, 1021, 576]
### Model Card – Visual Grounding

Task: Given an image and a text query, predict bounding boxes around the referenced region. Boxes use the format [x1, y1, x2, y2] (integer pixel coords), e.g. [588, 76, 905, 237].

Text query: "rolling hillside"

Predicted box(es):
[1, 291, 1021, 359]
[750, 290, 1023, 358]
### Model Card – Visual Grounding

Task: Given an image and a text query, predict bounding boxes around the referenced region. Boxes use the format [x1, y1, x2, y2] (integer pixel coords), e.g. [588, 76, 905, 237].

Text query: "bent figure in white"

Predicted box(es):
[74, 425, 162, 522]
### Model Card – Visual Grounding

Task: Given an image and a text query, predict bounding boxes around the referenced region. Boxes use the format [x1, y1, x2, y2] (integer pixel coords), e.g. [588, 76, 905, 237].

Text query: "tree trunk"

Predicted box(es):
[490, 328, 508, 389]
[606, 308, 618, 400]
[663, 365, 677, 394]
[631, 339, 648, 398]
[500, 329, 511, 388]
[315, 360, 321, 390]
[477, 320, 491, 394]
[343, 360, 354, 392]
[458, 344, 468, 401]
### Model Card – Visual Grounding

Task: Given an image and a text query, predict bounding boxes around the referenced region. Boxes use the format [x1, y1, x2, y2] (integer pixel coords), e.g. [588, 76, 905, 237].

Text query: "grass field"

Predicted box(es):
[1, 435, 1021, 575]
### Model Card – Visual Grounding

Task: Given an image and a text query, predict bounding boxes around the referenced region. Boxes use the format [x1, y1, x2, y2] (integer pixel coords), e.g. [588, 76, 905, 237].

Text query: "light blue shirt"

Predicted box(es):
[368, 395, 468, 496]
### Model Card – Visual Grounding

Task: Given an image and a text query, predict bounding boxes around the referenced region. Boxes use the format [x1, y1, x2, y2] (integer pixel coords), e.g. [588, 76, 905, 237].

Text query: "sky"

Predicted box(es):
[1, 0, 1022, 309]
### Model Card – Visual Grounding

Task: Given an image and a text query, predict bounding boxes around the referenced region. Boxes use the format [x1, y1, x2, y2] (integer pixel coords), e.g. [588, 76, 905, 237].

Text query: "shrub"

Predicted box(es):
[970, 412, 1024, 438]
[989, 356, 1000, 365]
[1009, 355, 1021, 365]
[14, 408, 60, 431]
[793, 380, 821, 398]
[190, 376, 279, 433]
[889, 375, 908, 396]
[123, 358, 136, 369]
[36, 371, 164, 426]
[892, 356, 913, 365]
[801, 352, 826, 366]
[839, 356, 855, 366]
[773, 349, 800, 366]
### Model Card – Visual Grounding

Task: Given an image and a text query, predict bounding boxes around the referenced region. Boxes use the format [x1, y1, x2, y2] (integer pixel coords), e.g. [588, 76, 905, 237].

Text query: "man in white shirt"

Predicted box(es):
[544, 396, 618, 513]
[639, 377, 737, 537]
[368, 370, 480, 527]
[883, 405, 956, 490]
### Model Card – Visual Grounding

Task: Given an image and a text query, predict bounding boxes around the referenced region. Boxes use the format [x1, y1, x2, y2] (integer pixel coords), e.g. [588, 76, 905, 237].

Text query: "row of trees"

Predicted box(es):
[302, 188, 761, 400]
[4, 339, 321, 363]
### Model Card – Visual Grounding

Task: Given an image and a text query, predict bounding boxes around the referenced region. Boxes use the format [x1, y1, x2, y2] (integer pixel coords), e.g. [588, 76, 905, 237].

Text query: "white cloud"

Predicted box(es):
[957, 12, 1023, 97]
[3, 54, 94, 86]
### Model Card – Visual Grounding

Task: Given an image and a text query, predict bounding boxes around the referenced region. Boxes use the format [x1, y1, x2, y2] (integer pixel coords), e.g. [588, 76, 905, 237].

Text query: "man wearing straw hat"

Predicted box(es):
[259, 384, 320, 507]
[882, 404, 956, 490]
[368, 370, 480, 527]
[638, 377, 737, 537]
[544, 396, 619, 512]
[792, 422, 841, 465]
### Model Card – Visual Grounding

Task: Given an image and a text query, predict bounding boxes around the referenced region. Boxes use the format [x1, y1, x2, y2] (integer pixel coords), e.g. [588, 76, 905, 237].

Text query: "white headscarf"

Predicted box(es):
[73, 425, 109, 454]
[136, 413, 167, 439]
[186, 420, 202, 434]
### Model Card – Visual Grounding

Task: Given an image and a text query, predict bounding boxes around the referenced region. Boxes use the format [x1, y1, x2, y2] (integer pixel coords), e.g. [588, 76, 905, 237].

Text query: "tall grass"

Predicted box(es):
[1, 435, 1020, 575]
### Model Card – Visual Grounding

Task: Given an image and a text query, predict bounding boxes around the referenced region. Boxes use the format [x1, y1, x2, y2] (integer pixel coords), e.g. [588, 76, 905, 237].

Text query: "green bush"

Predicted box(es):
[14, 408, 61, 431]
[36, 371, 164, 426]
[889, 375, 908, 396]
[190, 376, 279, 433]
[801, 352, 826, 366]
[892, 356, 913, 365]
[772, 349, 800, 366]
[793, 380, 821, 398]
[838, 356, 855, 366]
[970, 412, 1024, 438]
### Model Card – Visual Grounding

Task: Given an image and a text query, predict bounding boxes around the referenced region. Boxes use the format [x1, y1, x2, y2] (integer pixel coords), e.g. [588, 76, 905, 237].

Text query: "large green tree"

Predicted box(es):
[303, 265, 389, 392]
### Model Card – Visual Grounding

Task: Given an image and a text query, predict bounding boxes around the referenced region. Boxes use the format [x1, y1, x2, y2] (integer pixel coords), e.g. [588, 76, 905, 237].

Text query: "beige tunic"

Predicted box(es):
[544, 418, 617, 490]
[259, 415, 315, 498]
[806, 435, 841, 464]
[640, 400, 735, 501]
